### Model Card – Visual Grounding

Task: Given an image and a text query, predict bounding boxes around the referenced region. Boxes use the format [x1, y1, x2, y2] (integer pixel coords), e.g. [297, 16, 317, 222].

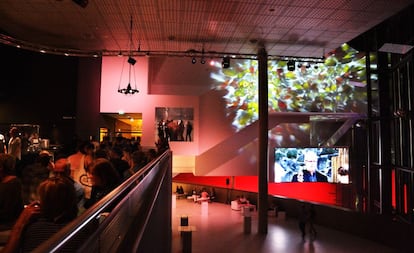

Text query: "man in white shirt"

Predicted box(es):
[7, 127, 21, 160]
[0, 133, 6, 153]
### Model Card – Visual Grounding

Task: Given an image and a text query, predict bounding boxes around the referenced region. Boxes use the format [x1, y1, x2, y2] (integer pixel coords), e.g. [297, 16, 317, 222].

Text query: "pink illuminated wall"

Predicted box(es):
[100, 55, 359, 178]
[100, 56, 199, 155]
[100, 56, 259, 176]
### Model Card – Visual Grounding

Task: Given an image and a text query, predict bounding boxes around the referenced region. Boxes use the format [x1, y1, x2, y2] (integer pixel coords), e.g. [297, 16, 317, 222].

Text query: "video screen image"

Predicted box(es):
[210, 43, 370, 147]
[274, 147, 349, 184]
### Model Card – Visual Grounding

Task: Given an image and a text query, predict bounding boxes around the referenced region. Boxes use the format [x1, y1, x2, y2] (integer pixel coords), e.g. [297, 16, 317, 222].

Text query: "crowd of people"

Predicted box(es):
[0, 129, 167, 252]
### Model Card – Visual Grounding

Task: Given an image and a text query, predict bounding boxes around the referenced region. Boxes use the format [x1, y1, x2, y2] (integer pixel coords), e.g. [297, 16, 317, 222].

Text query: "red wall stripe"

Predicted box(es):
[173, 173, 339, 205]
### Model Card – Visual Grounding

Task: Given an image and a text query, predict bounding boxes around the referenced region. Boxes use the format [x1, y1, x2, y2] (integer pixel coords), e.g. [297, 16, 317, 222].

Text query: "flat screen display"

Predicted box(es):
[274, 147, 349, 184]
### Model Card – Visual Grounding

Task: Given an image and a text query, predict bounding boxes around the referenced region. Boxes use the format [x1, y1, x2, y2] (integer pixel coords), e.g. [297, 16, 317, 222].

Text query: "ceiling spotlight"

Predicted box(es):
[222, 56, 230, 68]
[200, 57, 206, 64]
[191, 57, 197, 64]
[287, 60, 295, 71]
[127, 56, 136, 65]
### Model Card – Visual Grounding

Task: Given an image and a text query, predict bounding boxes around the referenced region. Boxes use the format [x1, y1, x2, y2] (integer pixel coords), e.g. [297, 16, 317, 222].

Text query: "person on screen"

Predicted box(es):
[291, 169, 305, 182]
[337, 166, 349, 184]
[302, 151, 328, 182]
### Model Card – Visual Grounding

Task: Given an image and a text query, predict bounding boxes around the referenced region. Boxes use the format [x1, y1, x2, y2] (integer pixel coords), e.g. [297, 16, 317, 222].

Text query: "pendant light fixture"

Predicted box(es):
[118, 16, 139, 95]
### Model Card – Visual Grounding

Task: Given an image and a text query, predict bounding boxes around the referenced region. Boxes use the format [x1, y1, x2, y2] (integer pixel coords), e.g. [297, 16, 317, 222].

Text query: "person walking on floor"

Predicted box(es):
[298, 204, 307, 241]
[308, 204, 317, 237]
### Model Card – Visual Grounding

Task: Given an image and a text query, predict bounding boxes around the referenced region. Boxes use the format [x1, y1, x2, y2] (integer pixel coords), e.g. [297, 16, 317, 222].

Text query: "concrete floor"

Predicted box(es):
[171, 197, 399, 253]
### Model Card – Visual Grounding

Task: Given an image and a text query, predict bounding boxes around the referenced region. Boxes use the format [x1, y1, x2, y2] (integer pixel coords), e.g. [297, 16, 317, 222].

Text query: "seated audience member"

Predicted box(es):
[239, 195, 249, 204]
[83, 158, 121, 209]
[0, 154, 24, 231]
[200, 188, 209, 200]
[52, 157, 85, 209]
[188, 188, 199, 202]
[177, 186, 184, 194]
[194, 188, 209, 203]
[2, 177, 79, 252]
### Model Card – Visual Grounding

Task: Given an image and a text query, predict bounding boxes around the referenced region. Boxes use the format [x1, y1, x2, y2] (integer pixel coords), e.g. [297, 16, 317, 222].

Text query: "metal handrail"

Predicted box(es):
[33, 150, 172, 253]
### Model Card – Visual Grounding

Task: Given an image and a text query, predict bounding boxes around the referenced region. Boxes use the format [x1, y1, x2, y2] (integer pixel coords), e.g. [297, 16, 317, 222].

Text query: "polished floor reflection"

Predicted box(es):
[171, 197, 399, 253]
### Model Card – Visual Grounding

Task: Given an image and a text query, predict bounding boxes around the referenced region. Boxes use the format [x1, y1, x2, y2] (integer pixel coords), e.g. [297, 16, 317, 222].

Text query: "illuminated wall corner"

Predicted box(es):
[172, 155, 195, 174]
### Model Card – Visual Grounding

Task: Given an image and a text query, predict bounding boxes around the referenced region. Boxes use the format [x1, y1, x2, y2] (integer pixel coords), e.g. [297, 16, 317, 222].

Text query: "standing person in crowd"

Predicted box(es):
[0, 154, 23, 232]
[146, 148, 158, 162]
[132, 136, 142, 152]
[68, 140, 93, 200]
[68, 140, 88, 183]
[108, 147, 130, 181]
[7, 127, 21, 161]
[155, 138, 169, 155]
[95, 146, 109, 159]
[83, 158, 121, 209]
[0, 133, 6, 153]
[51, 156, 85, 210]
[2, 176, 80, 253]
[124, 150, 148, 179]
[21, 151, 53, 204]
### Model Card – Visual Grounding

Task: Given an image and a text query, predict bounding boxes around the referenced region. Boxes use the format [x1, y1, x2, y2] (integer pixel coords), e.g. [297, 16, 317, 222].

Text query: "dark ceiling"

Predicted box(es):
[0, 0, 414, 59]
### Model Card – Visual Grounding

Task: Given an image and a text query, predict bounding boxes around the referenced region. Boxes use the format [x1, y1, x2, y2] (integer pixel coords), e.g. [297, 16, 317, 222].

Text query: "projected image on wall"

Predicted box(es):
[210, 43, 370, 146]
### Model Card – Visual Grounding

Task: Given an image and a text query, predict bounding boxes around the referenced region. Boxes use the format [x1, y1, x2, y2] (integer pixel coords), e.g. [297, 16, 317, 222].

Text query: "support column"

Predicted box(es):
[257, 46, 268, 234]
